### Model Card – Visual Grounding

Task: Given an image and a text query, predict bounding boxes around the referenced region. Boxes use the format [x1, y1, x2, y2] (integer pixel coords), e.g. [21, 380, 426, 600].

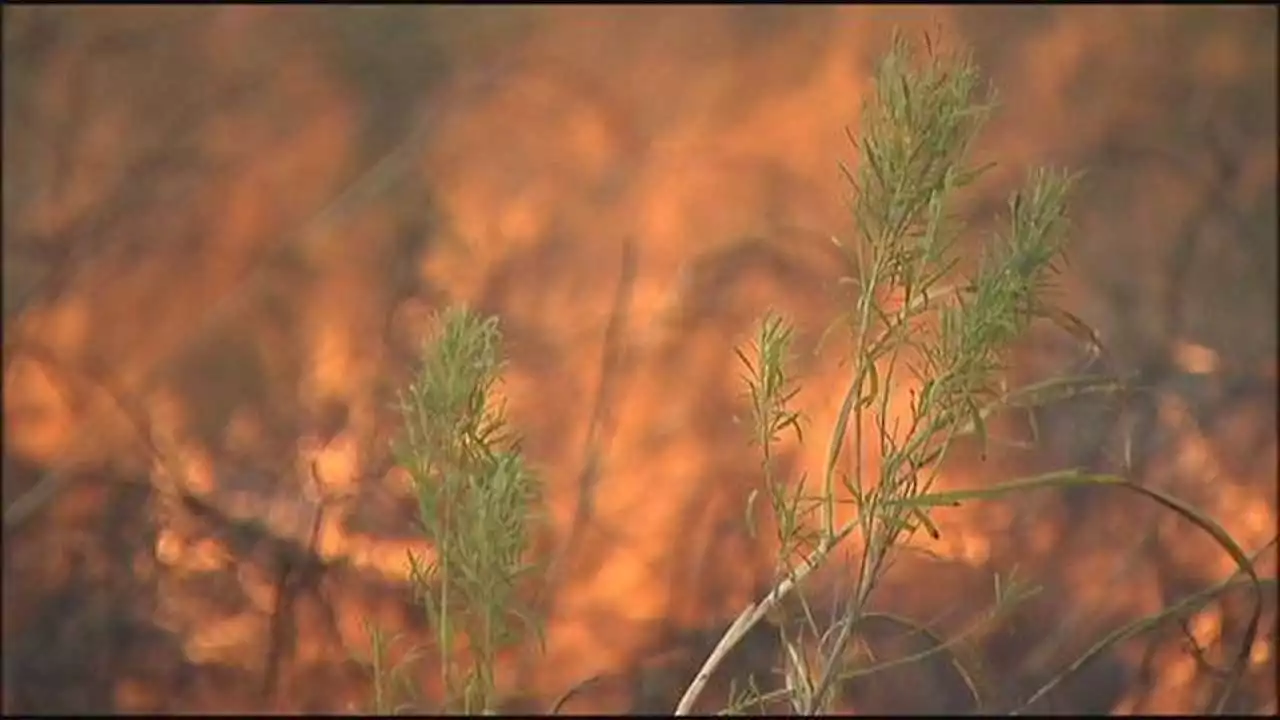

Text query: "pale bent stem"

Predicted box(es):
[673, 519, 861, 715]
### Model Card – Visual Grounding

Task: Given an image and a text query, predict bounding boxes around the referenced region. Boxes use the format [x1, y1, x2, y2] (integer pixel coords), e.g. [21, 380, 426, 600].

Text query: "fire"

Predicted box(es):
[3, 5, 1275, 715]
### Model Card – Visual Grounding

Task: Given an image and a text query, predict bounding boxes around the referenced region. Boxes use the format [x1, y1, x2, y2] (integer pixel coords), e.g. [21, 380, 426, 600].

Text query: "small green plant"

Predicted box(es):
[674, 31, 1265, 716]
[367, 30, 1268, 717]
[367, 306, 544, 715]
[676, 31, 1066, 713]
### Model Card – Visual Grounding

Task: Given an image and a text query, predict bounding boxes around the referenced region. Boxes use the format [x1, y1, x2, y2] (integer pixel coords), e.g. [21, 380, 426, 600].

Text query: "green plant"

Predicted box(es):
[368, 29, 1269, 717]
[673, 31, 1266, 716]
[367, 306, 544, 715]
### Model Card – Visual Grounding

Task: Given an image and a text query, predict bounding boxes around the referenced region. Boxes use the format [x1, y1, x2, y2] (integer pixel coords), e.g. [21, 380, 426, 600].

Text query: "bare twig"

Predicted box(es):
[548, 673, 605, 714]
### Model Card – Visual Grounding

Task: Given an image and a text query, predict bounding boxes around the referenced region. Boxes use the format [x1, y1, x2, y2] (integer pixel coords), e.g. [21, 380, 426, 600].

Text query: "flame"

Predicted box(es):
[3, 5, 1276, 715]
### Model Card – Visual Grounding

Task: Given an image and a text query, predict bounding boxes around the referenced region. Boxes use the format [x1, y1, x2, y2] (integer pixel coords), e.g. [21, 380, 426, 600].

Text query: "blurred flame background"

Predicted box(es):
[2, 5, 1276, 714]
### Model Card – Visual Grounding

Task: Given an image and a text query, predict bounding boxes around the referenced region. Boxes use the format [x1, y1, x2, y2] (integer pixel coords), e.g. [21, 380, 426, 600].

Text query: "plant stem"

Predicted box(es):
[674, 513, 865, 715]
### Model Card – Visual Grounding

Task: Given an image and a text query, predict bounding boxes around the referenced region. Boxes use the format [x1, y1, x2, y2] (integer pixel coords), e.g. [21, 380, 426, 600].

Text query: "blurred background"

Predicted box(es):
[2, 5, 1276, 714]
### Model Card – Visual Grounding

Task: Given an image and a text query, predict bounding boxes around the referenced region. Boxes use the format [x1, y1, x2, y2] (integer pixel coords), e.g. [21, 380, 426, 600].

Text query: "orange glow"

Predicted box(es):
[3, 6, 1275, 715]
